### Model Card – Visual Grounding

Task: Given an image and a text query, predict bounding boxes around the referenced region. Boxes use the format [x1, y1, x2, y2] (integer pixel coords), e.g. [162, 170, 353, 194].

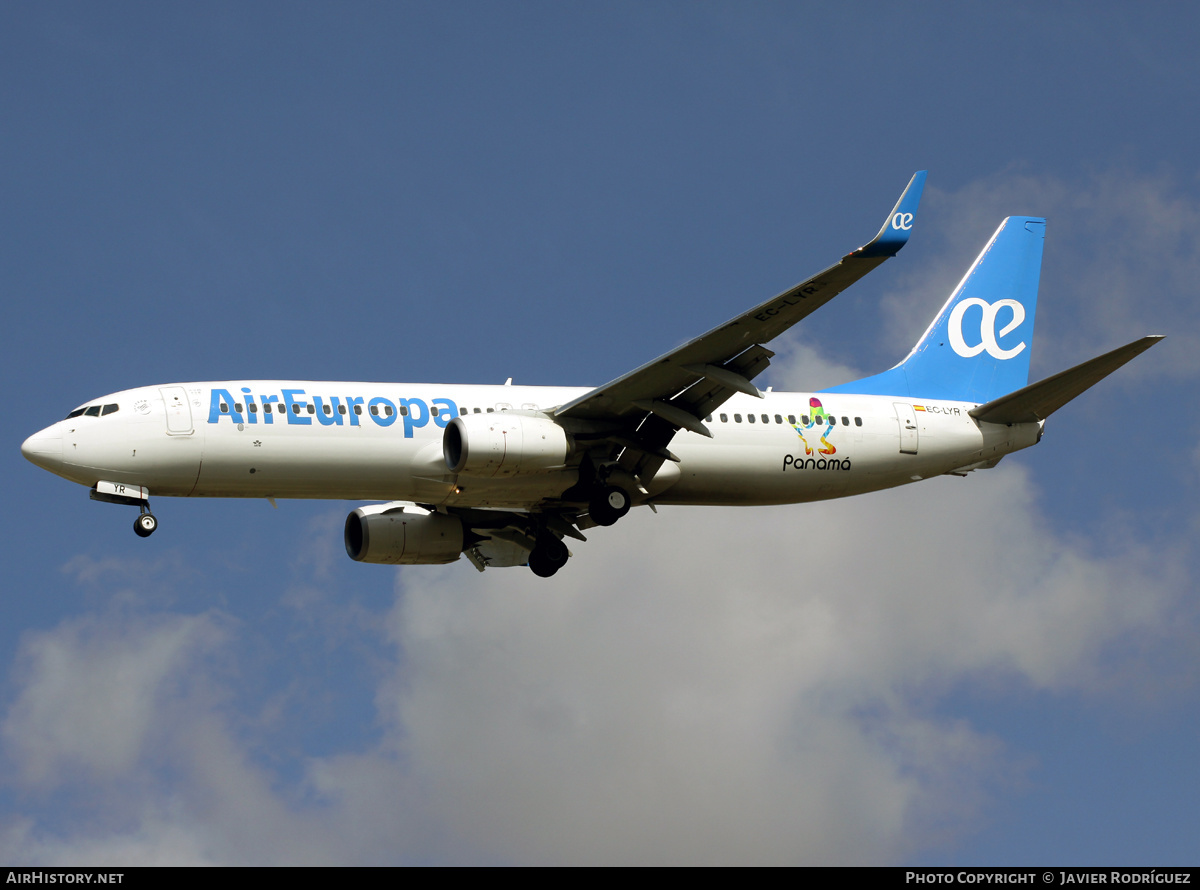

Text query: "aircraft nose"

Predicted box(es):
[21, 426, 63, 472]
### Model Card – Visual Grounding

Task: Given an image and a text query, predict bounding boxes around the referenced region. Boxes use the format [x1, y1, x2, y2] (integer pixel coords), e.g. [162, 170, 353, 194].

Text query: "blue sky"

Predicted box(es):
[3, 2, 1198, 865]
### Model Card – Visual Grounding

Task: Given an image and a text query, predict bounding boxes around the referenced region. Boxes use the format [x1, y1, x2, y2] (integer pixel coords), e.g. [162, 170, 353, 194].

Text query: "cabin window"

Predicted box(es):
[431, 406, 438, 416]
[460, 407, 468, 415]
[734, 414, 742, 423]
[354, 405, 362, 415]
[801, 415, 809, 425]
[292, 404, 301, 415]
[720, 413, 728, 422]
[787, 415, 796, 424]
[384, 405, 394, 417]
[399, 405, 408, 416]
[338, 404, 346, 415]
[248, 403, 257, 414]
[774, 414, 782, 424]
[473, 407, 481, 413]
[855, 417, 862, 426]
[486, 407, 494, 413]
[842, 416, 849, 426]
[323, 405, 332, 415]
[235, 403, 243, 413]
[370, 405, 378, 416]
[219, 403, 229, 414]
[747, 413, 756, 423]
[706, 415, 713, 422]
[761, 414, 769, 424]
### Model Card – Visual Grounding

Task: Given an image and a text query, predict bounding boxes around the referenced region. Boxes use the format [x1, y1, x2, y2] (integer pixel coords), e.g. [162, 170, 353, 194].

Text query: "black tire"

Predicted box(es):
[133, 513, 158, 537]
[528, 534, 569, 577]
[541, 535, 569, 567]
[588, 485, 630, 526]
[528, 548, 560, 577]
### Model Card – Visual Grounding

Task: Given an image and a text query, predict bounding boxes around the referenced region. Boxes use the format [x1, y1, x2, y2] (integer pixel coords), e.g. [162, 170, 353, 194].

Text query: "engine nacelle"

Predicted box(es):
[443, 413, 571, 478]
[344, 503, 464, 565]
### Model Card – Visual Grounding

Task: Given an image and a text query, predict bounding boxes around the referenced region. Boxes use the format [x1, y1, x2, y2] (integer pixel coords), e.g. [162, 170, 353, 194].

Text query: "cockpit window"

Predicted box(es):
[66, 402, 119, 418]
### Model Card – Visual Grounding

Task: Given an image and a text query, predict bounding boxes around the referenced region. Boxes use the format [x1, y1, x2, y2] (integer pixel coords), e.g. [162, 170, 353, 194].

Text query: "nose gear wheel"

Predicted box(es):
[133, 511, 158, 537]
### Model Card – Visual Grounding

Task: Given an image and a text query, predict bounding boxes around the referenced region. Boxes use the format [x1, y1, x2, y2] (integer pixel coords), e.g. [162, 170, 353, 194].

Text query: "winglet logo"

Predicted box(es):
[948, 298, 1027, 360]
[892, 212, 914, 231]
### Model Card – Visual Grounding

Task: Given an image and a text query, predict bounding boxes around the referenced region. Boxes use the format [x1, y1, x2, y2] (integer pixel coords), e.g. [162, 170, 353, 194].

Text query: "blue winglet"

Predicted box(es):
[852, 170, 927, 258]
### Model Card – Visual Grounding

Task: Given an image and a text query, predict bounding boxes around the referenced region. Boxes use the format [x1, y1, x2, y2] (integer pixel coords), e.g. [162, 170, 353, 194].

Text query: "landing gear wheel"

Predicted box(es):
[588, 485, 631, 527]
[133, 512, 158, 538]
[528, 535, 569, 577]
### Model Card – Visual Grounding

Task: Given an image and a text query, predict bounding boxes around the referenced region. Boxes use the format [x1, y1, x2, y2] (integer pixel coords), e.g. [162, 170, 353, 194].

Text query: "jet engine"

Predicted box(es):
[443, 413, 572, 478]
[344, 502, 464, 564]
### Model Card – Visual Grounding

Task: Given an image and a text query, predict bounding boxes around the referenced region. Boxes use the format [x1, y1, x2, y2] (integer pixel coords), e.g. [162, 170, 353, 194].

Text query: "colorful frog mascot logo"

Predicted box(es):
[792, 397, 836, 456]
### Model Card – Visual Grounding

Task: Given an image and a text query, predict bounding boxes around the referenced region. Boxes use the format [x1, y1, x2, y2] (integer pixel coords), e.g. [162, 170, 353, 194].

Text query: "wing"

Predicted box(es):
[552, 171, 927, 482]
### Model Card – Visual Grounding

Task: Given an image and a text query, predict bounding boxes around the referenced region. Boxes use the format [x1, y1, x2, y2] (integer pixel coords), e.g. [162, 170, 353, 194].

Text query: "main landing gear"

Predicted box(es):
[588, 485, 631, 527]
[133, 508, 158, 538]
[528, 534, 570, 578]
[525, 484, 632, 576]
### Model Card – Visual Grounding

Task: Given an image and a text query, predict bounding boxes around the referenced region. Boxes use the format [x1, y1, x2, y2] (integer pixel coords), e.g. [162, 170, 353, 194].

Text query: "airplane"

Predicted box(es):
[21, 172, 1162, 577]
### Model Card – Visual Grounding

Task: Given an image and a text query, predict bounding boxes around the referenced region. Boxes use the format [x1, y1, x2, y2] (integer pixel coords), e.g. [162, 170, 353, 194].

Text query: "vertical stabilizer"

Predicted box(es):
[825, 217, 1046, 404]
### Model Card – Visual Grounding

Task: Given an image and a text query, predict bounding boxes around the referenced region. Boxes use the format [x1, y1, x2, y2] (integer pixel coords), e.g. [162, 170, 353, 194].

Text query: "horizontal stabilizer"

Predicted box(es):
[970, 335, 1163, 425]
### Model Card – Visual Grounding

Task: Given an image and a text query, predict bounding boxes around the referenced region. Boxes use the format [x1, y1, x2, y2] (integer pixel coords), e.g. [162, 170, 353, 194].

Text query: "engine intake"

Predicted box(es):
[345, 503, 464, 564]
[443, 413, 571, 478]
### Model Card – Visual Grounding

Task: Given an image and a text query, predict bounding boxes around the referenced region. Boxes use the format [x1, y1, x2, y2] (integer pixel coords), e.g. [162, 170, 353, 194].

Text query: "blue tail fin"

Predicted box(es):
[824, 217, 1046, 404]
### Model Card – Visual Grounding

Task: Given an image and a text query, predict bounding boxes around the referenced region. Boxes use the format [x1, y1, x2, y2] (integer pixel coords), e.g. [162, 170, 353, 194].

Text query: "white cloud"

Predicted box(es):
[0, 607, 415, 865]
[767, 337, 865, 392]
[6, 445, 1188, 865]
[364, 453, 1185, 864]
[2, 612, 228, 786]
[0, 815, 219, 867]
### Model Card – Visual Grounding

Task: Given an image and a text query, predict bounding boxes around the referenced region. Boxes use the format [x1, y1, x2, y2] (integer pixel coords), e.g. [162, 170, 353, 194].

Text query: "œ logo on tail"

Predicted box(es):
[949, 298, 1027, 359]
[21, 171, 1163, 578]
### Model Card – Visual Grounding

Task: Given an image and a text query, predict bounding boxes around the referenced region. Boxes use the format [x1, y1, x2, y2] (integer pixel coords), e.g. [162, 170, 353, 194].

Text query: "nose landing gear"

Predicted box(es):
[90, 481, 158, 538]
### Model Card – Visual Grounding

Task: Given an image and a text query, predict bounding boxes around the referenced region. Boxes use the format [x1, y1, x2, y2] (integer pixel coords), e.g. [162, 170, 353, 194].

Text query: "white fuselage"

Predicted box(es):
[22, 381, 1042, 509]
